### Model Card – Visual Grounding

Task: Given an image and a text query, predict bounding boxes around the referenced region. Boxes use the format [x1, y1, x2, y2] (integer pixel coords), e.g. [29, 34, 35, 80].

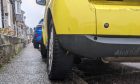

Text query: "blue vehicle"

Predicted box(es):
[33, 19, 43, 49]
[33, 19, 47, 58]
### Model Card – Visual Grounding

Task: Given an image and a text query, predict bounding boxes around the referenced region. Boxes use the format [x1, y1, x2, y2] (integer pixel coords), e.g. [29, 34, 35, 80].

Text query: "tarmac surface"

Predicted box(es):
[0, 43, 50, 84]
[1, 43, 140, 84]
[0, 43, 86, 84]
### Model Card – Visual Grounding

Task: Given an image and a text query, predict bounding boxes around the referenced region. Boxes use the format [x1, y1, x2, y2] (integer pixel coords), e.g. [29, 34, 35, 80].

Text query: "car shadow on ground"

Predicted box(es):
[76, 59, 140, 84]
[41, 57, 140, 84]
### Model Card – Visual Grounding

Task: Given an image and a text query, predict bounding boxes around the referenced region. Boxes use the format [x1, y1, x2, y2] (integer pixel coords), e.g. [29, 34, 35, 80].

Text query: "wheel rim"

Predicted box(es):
[48, 28, 54, 74]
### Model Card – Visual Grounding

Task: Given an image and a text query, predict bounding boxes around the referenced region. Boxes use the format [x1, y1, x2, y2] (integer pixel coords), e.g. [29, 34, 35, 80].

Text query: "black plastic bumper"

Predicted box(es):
[58, 35, 140, 58]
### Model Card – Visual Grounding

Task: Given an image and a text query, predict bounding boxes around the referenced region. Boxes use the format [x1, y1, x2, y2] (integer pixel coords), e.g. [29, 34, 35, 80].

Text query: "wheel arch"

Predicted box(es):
[47, 8, 53, 35]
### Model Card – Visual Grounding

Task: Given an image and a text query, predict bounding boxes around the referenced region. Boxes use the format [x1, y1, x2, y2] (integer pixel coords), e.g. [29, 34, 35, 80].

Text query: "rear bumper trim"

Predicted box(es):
[58, 35, 140, 58]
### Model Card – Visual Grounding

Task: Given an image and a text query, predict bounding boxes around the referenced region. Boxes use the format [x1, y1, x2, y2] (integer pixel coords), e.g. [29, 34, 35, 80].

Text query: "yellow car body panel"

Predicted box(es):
[43, 0, 140, 46]
[50, 0, 97, 34]
[42, 25, 47, 46]
[42, 5, 48, 46]
[47, 0, 140, 36]
[94, 1, 140, 36]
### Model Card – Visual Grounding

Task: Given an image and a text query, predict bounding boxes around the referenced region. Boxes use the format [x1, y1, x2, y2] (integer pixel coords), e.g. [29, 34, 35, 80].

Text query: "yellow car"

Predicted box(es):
[36, 0, 140, 80]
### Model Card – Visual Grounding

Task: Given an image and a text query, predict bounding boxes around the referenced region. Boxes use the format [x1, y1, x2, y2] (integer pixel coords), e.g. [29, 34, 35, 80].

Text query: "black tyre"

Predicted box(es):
[33, 41, 39, 49]
[47, 24, 74, 80]
[74, 56, 81, 64]
[41, 43, 47, 59]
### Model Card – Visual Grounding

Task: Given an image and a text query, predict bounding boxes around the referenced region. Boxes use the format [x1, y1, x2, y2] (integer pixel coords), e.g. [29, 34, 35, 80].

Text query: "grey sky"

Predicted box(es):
[21, 0, 45, 28]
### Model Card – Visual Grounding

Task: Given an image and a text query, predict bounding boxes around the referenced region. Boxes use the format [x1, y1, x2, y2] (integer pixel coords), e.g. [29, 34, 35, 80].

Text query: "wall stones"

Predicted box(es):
[0, 34, 26, 65]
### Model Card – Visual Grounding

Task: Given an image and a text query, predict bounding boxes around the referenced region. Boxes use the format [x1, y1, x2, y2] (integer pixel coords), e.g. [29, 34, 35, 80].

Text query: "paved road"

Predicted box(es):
[0, 43, 85, 84]
[1, 43, 140, 84]
[78, 60, 140, 84]
[0, 43, 51, 84]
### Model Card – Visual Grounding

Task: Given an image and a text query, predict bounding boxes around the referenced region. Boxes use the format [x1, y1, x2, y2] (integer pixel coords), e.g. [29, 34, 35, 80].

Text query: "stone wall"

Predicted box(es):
[0, 34, 26, 65]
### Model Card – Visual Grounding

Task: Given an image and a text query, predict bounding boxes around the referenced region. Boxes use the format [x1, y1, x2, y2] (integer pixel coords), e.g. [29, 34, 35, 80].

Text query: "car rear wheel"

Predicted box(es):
[47, 24, 74, 80]
[33, 41, 39, 49]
